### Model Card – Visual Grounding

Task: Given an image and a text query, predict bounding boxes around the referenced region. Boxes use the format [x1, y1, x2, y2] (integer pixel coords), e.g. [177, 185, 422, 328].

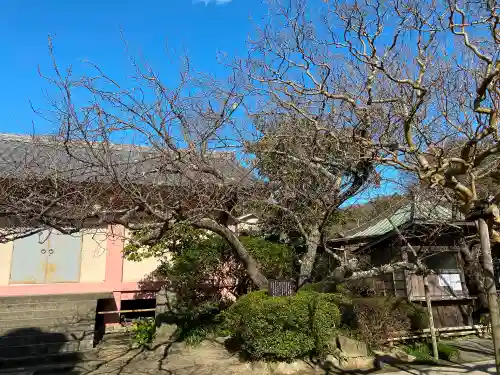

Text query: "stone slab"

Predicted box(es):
[337, 335, 369, 357]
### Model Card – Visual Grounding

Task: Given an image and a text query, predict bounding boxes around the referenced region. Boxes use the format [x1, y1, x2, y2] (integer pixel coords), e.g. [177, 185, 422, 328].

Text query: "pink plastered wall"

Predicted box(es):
[0, 225, 163, 301]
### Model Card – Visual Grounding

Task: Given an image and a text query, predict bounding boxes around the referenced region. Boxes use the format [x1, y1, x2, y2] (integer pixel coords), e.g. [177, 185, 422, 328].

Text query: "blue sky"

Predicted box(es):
[0, 0, 268, 134]
[0, 0, 401, 201]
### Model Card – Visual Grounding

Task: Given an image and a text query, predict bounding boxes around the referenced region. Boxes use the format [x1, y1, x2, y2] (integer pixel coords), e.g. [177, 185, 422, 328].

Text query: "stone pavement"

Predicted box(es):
[382, 360, 496, 375]
[51, 358, 500, 375]
[1, 338, 497, 375]
[442, 339, 495, 364]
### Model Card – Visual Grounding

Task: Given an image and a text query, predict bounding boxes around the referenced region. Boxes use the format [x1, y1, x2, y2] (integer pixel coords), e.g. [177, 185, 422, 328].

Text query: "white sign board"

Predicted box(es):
[438, 273, 462, 291]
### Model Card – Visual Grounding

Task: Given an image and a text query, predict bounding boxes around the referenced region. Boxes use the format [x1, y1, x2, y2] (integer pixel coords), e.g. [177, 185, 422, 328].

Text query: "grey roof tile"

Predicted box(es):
[0, 133, 251, 186]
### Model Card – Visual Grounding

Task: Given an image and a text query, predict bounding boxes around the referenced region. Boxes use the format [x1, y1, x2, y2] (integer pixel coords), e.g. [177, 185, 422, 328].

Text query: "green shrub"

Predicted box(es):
[239, 236, 297, 279]
[125, 227, 297, 300]
[402, 341, 458, 362]
[160, 301, 226, 346]
[403, 341, 434, 361]
[437, 343, 459, 361]
[222, 290, 341, 361]
[131, 317, 156, 347]
[126, 226, 297, 346]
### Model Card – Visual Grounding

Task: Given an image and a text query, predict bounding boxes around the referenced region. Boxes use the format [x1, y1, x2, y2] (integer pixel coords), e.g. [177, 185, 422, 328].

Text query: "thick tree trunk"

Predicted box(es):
[194, 218, 268, 290]
[459, 241, 489, 313]
[299, 227, 320, 286]
[478, 218, 500, 374]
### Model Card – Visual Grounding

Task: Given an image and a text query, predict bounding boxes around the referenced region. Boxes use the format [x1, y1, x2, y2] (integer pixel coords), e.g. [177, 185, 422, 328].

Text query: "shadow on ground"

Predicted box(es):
[0, 327, 80, 374]
[0, 327, 496, 375]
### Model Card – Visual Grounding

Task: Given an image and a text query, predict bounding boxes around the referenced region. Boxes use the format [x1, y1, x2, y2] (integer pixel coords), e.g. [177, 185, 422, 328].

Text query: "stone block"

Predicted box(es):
[154, 323, 177, 346]
[391, 348, 417, 362]
[337, 335, 369, 357]
[155, 289, 178, 316]
[373, 348, 417, 362]
[214, 336, 230, 345]
[264, 360, 313, 374]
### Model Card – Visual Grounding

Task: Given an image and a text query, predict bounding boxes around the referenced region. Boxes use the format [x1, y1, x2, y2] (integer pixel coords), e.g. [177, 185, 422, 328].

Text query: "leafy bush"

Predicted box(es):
[239, 236, 297, 279]
[394, 299, 429, 330]
[131, 317, 156, 347]
[402, 341, 458, 362]
[126, 226, 297, 305]
[160, 301, 226, 346]
[403, 341, 434, 361]
[222, 290, 341, 361]
[345, 297, 428, 348]
[436, 343, 459, 361]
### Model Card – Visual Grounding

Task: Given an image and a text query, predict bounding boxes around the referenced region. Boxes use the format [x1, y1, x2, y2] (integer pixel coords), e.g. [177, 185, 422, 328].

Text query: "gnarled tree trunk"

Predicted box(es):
[193, 218, 268, 290]
[299, 227, 320, 287]
[460, 240, 489, 315]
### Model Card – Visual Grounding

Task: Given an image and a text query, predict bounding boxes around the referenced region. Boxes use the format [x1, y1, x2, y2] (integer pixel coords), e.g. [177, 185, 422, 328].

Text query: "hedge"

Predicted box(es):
[222, 290, 341, 361]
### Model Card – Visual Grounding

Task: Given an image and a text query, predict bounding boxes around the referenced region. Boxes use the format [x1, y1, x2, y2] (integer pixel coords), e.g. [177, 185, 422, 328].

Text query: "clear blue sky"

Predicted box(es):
[0, 0, 268, 134]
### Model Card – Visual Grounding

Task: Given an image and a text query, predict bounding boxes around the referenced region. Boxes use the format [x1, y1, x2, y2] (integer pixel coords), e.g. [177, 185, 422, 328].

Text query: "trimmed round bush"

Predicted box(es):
[222, 290, 341, 361]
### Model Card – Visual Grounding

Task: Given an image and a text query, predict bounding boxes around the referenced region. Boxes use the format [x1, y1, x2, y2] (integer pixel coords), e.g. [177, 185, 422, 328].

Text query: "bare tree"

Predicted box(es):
[0, 39, 273, 289]
[239, 0, 499, 369]
[0, 25, 431, 295]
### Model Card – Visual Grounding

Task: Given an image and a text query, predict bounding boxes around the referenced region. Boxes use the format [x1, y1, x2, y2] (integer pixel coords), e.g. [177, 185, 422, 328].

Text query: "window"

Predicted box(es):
[424, 252, 458, 271]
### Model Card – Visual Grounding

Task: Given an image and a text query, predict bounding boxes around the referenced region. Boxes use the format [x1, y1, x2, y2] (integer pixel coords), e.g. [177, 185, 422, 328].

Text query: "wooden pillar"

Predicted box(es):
[424, 276, 439, 361]
[478, 218, 500, 374]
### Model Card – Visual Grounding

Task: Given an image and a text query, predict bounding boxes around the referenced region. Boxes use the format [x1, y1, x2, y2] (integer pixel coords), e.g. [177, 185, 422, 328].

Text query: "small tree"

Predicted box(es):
[246, 116, 377, 285]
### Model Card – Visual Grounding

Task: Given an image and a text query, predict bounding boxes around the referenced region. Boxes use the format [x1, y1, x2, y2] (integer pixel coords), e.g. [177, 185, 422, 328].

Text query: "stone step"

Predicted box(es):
[0, 293, 111, 305]
[0, 329, 94, 348]
[0, 307, 96, 322]
[0, 339, 94, 360]
[0, 317, 95, 331]
[97, 332, 132, 347]
[0, 300, 98, 312]
[0, 323, 95, 337]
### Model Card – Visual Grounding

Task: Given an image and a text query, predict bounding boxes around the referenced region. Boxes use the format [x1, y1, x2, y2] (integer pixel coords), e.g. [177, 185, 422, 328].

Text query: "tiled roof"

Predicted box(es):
[339, 200, 464, 240]
[0, 133, 251, 186]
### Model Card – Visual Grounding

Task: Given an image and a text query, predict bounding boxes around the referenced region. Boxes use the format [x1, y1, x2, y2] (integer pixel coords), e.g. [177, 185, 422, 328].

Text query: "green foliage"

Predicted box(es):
[162, 301, 226, 346]
[125, 226, 297, 345]
[222, 290, 341, 361]
[402, 341, 458, 362]
[240, 236, 296, 279]
[124, 226, 297, 297]
[393, 299, 430, 330]
[298, 282, 326, 293]
[131, 317, 156, 347]
[436, 343, 459, 361]
[123, 223, 208, 262]
[402, 341, 434, 361]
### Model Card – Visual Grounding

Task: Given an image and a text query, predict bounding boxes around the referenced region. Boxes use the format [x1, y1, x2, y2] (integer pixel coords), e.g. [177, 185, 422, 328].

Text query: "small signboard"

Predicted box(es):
[268, 279, 295, 296]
